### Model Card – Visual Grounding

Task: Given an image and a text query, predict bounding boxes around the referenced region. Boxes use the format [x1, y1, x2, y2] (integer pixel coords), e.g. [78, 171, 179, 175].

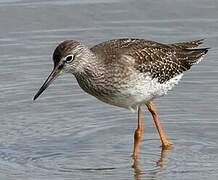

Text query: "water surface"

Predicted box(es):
[0, 0, 218, 179]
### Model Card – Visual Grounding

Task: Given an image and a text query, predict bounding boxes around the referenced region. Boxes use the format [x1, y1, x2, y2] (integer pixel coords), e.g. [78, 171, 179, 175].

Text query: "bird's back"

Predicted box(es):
[90, 38, 208, 83]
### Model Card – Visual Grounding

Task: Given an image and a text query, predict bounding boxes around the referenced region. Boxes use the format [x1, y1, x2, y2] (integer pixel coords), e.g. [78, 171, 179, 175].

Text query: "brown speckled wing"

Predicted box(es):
[127, 42, 208, 83]
[91, 39, 208, 83]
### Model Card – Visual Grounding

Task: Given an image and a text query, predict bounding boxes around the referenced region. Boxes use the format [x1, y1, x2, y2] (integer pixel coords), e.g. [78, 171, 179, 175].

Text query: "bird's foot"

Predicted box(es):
[131, 153, 137, 160]
[161, 141, 173, 150]
[130, 153, 138, 161]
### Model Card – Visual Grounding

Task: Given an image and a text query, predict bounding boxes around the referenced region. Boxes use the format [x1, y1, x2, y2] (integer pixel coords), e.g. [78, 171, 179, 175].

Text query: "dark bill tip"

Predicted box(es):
[33, 67, 62, 101]
[33, 82, 49, 100]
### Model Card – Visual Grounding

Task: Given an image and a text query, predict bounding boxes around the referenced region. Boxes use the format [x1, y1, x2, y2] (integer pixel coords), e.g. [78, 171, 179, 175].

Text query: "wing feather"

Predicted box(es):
[91, 38, 208, 83]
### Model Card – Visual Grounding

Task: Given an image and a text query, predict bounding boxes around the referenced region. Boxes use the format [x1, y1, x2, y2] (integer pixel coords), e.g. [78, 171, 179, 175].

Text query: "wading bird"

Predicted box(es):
[34, 38, 208, 159]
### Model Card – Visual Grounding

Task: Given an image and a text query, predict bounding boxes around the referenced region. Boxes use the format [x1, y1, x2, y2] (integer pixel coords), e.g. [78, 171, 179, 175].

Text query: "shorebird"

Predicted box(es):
[33, 38, 208, 159]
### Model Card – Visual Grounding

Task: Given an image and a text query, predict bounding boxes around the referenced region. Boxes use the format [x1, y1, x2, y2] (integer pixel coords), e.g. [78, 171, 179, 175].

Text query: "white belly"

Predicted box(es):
[100, 74, 183, 111]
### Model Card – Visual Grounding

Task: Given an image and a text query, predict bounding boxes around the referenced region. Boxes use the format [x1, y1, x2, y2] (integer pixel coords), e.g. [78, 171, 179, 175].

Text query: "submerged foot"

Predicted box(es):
[161, 141, 173, 150]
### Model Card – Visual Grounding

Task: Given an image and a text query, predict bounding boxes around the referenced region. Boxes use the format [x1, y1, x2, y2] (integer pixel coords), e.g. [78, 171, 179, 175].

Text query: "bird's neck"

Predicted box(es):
[74, 50, 104, 94]
[78, 51, 102, 78]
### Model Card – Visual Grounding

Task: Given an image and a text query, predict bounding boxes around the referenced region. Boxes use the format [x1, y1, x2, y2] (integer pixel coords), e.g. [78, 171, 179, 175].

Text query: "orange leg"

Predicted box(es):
[131, 106, 144, 160]
[146, 101, 172, 149]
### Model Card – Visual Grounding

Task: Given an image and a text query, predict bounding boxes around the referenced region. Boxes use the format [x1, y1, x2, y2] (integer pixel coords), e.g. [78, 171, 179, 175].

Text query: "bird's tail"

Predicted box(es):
[170, 39, 209, 65]
[183, 47, 209, 65]
[169, 39, 205, 49]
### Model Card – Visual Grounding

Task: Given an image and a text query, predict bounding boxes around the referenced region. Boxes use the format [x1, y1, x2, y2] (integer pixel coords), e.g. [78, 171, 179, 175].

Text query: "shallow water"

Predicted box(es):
[0, 0, 218, 179]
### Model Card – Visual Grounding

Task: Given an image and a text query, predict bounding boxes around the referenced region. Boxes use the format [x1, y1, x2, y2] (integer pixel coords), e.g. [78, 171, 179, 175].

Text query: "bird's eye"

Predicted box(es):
[65, 55, 75, 63]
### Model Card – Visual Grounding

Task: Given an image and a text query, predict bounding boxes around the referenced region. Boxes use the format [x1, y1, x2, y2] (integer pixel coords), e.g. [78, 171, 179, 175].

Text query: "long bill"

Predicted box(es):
[33, 65, 63, 100]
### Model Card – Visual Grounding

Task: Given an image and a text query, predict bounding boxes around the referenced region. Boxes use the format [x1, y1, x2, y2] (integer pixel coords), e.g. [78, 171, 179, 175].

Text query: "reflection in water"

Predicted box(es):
[156, 147, 171, 167]
[132, 158, 143, 180]
[132, 147, 171, 180]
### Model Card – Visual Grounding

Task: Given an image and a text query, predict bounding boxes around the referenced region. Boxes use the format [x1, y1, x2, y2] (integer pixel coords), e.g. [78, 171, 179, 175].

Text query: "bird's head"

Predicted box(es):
[33, 40, 92, 100]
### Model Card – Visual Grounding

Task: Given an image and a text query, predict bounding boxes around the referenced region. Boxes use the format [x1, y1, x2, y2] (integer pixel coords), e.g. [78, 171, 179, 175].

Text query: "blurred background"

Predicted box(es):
[0, 0, 217, 179]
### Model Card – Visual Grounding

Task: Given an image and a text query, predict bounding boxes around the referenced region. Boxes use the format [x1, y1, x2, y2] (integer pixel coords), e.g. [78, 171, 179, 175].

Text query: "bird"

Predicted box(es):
[33, 38, 208, 159]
